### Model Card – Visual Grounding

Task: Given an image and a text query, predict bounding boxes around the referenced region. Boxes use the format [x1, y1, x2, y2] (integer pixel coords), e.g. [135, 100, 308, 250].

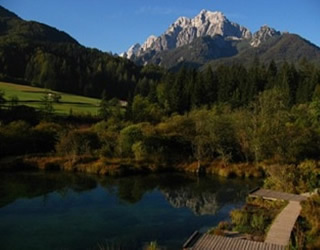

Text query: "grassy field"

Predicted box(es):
[0, 81, 100, 115]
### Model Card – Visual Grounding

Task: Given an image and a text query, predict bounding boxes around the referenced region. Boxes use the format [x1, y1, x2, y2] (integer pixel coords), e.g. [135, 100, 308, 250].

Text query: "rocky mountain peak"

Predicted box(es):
[172, 16, 191, 28]
[251, 25, 281, 47]
[197, 10, 225, 23]
[141, 35, 157, 51]
[121, 43, 141, 59]
[122, 9, 252, 60]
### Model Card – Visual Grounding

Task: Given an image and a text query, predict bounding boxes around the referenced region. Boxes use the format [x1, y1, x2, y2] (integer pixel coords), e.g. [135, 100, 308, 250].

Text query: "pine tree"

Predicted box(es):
[98, 91, 110, 120]
[41, 93, 54, 120]
[169, 67, 189, 113]
[266, 60, 278, 89]
[203, 66, 218, 105]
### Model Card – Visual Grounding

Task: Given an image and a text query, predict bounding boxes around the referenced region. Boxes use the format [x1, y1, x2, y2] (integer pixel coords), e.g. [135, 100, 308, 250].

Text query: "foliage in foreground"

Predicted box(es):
[292, 194, 320, 249]
[229, 198, 286, 237]
[209, 197, 287, 242]
[264, 160, 320, 193]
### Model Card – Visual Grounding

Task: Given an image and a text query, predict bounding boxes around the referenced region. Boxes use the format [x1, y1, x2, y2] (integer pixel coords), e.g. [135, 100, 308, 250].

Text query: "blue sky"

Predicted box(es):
[1, 0, 319, 54]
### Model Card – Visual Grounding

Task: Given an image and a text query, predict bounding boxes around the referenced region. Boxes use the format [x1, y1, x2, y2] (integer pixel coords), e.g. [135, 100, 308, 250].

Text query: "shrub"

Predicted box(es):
[132, 141, 147, 161]
[0, 120, 33, 157]
[294, 194, 320, 249]
[118, 124, 144, 157]
[250, 214, 265, 232]
[297, 160, 320, 192]
[56, 129, 100, 157]
[230, 209, 250, 233]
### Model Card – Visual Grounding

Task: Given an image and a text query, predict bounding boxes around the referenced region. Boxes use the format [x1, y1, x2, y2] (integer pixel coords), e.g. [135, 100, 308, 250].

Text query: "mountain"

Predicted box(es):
[164, 188, 220, 216]
[123, 10, 251, 61]
[0, 5, 20, 19]
[0, 6, 78, 44]
[250, 25, 281, 47]
[123, 10, 320, 69]
[0, 6, 141, 100]
[206, 33, 320, 69]
[136, 35, 240, 70]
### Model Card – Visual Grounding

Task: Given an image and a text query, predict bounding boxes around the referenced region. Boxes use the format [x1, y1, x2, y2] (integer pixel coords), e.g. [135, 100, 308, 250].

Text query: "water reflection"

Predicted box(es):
[0, 172, 97, 208]
[0, 172, 259, 214]
[0, 172, 261, 250]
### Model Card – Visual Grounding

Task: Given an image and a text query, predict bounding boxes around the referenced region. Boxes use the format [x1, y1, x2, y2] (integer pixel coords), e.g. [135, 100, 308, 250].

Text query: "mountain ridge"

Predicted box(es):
[0, 5, 140, 100]
[0, 6, 78, 44]
[122, 10, 268, 60]
[122, 9, 320, 69]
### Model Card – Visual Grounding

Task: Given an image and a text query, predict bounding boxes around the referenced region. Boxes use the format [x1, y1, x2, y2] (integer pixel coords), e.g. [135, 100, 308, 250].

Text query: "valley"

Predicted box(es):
[0, 3, 319, 250]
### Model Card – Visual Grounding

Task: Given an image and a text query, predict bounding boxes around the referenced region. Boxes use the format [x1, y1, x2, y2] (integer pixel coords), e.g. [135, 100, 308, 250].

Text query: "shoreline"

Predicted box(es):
[0, 155, 265, 178]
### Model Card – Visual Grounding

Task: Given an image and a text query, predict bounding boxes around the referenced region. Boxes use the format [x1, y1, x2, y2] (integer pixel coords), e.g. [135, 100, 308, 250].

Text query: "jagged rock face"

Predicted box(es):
[251, 25, 281, 47]
[121, 9, 290, 68]
[163, 189, 220, 216]
[122, 9, 252, 59]
[141, 35, 157, 51]
[121, 43, 141, 59]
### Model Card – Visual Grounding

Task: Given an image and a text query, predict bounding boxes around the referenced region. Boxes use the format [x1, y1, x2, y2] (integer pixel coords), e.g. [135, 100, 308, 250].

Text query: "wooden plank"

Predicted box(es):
[249, 188, 307, 202]
[208, 235, 221, 249]
[265, 201, 302, 246]
[185, 232, 288, 250]
[222, 236, 234, 250]
[243, 239, 255, 250]
[210, 235, 222, 249]
[183, 231, 201, 248]
[239, 239, 249, 249]
[249, 240, 258, 250]
[230, 238, 242, 249]
[196, 234, 210, 249]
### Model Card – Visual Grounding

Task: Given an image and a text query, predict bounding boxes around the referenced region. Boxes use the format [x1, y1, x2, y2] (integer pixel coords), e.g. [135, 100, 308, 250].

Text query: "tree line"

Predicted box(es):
[132, 59, 320, 116]
[1, 58, 320, 168]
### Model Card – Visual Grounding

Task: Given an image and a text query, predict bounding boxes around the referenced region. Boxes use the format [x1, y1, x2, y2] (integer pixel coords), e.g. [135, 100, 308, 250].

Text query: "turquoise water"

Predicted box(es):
[0, 172, 260, 249]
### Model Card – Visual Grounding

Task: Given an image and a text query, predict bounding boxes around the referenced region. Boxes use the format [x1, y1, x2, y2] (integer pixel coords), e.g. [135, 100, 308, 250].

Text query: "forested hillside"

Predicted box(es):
[0, 5, 320, 248]
[0, 6, 142, 100]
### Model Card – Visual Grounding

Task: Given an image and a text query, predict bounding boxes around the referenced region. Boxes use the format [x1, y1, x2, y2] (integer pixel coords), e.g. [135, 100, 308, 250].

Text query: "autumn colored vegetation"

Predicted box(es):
[1, 61, 320, 181]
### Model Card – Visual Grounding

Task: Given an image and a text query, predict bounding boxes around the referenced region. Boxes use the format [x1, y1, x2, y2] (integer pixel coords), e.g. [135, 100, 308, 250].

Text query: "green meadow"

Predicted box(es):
[0, 82, 100, 115]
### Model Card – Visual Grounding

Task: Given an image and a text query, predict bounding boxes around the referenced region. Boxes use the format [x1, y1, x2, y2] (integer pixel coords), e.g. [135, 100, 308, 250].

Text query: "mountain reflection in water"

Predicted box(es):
[0, 172, 261, 250]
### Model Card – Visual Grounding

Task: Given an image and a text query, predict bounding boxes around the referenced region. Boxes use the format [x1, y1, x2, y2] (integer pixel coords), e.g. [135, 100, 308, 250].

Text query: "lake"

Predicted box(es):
[0, 172, 260, 250]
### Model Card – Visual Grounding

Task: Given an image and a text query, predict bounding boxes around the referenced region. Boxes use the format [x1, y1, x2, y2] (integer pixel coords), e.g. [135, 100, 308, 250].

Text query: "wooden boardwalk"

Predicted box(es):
[249, 188, 307, 246]
[265, 201, 302, 246]
[249, 188, 307, 202]
[183, 232, 285, 250]
[184, 188, 308, 249]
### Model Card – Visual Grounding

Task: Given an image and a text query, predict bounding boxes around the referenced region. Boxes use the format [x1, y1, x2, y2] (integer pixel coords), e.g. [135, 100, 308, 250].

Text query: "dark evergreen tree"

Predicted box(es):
[98, 91, 110, 120]
[203, 66, 218, 105]
[266, 60, 278, 89]
[169, 67, 189, 113]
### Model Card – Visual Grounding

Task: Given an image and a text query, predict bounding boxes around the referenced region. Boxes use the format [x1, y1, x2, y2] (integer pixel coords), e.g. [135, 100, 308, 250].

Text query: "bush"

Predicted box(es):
[250, 214, 265, 232]
[132, 141, 147, 161]
[230, 209, 250, 233]
[118, 124, 144, 157]
[295, 194, 320, 249]
[230, 198, 286, 235]
[264, 161, 320, 193]
[0, 120, 32, 157]
[93, 121, 119, 157]
[56, 129, 100, 157]
[297, 160, 320, 192]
